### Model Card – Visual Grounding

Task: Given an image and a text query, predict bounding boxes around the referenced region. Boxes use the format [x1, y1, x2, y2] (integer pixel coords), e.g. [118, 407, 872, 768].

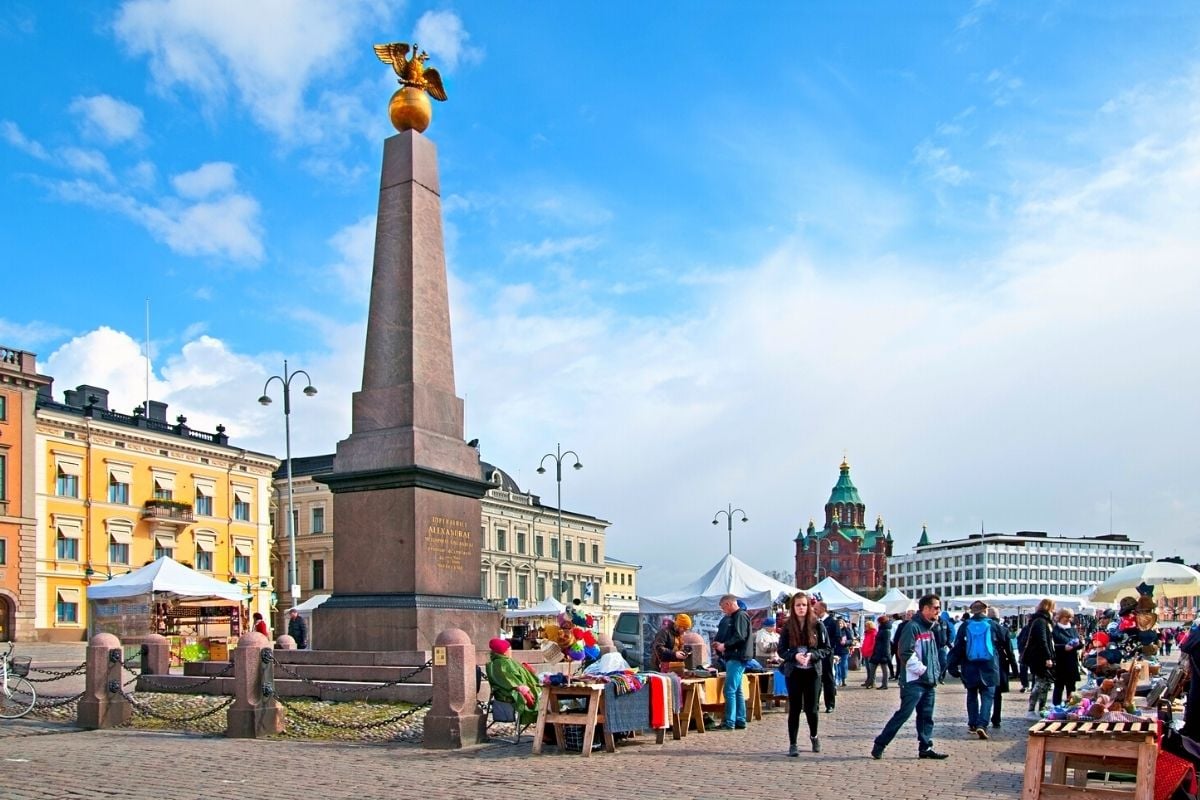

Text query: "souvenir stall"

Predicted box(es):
[1021, 568, 1200, 800]
[87, 556, 249, 662]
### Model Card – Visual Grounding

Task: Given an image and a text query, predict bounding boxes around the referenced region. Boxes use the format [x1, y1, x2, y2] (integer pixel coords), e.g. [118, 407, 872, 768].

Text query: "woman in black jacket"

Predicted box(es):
[1051, 608, 1082, 705]
[778, 591, 831, 756]
[869, 615, 893, 690]
[1022, 599, 1057, 718]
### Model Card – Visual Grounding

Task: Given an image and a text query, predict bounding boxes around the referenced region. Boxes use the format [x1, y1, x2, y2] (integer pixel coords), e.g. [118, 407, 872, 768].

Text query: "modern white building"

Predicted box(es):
[886, 528, 1153, 602]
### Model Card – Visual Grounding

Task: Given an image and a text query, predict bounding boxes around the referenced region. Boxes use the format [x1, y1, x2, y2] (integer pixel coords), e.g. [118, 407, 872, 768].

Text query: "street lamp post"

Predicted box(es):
[538, 443, 582, 603]
[712, 503, 748, 555]
[258, 359, 317, 607]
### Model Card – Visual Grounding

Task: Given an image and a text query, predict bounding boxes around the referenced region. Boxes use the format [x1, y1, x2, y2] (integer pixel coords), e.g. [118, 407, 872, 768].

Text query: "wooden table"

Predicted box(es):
[532, 683, 616, 756]
[745, 671, 771, 721]
[1021, 719, 1157, 800]
[673, 677, 709, 738]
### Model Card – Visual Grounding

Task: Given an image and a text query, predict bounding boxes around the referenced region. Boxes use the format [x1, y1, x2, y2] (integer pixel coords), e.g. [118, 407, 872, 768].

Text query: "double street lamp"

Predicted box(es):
[712, 503, 748, 555]
[258, 360, 317, 605]
[538, 443, 582, 603]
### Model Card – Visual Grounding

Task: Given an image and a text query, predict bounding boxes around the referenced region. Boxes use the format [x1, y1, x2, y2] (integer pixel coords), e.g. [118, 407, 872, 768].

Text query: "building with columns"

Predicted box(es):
[270, 456, 612, 630]
[794, 459, 892, 597]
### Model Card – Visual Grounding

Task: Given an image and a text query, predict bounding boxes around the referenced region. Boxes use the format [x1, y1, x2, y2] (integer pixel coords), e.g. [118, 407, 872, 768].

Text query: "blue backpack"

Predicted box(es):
[965, 619, 995, 663]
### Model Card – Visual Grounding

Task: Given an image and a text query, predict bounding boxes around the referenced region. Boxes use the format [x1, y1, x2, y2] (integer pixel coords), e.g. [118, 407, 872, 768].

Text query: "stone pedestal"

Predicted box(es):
[424, 628, 485, 749]
[140, 633, 169, 675]
[77, 633, 131, 729]
[315, 130, 498, 651]
[225, 632, 285, 738]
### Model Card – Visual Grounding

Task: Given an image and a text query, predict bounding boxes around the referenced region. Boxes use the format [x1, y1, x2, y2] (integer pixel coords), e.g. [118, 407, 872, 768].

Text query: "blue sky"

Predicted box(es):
[3, 2, 1199, 593]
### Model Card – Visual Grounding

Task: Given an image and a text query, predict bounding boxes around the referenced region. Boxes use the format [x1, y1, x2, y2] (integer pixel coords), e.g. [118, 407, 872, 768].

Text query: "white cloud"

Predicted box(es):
[126, 160, 158, 189]
[914, 139, 971, 186]
[412, 10, 483, 72]
[68, 94, 145, 144]
[58, 147, 114, 180]
[0, 318, 70, 347]
[327, 215, 376, 300]
[171, 161, 237, 198]
[1, 120, 49, 160]
[44, 177, 264, 262]
[986, 68, 1024, 106]
[507, 235, 601, 261]
[113, 0, 393, 141]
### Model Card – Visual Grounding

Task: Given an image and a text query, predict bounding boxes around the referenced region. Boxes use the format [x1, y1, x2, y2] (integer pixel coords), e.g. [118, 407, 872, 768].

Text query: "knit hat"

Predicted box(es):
[488, 637, 511, 655]
[674, 614, 693, 631]
[764, 616, 777, 626]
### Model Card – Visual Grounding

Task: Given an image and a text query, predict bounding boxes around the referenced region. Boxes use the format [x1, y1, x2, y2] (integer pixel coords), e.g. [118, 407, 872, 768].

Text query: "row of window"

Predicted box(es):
[604, 571, 634, 586]
[54, 462, 256, 521]
[482, 571, 603, 603]
[902, 582, 1092, 598]
[272, 507, 326, 535]
[487, 528, 601, 564]
[54, 531, 254, 573]
[891, 552, 1143, 573]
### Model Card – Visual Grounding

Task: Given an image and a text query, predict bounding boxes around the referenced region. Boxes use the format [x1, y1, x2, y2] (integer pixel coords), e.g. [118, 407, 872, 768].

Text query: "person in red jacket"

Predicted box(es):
[252, 611, 270, 638]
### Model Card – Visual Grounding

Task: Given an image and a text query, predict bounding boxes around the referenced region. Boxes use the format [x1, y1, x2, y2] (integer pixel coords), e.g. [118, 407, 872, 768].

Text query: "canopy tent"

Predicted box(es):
[944, 594, 1101, 614]
[292, 593, 331, 612]
[1088, 561, 1200, 604]
[879, 588, 917, 615]
[504, 596, 567, 619]
[638, 553, 796, 614]
[88, 556, 248, 603]
[804, 576, 886, 614]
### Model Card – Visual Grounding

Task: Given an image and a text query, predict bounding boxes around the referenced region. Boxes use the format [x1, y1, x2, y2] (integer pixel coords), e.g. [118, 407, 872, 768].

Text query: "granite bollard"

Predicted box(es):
[275, 634, 297, 650]
[140, 633, 169, 675]
[225, 631, 285, 738]
[423, 628, 484, 748]
[77, 632, 131, 729]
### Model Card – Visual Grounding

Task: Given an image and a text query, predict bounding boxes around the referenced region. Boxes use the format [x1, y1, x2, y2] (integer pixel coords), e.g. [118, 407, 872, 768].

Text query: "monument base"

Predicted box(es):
[315, 596, 500, 652]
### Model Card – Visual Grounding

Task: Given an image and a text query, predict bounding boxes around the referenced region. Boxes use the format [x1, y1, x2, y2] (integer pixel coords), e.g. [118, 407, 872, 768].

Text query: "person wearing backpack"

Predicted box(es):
[946, 599, 1007, 739]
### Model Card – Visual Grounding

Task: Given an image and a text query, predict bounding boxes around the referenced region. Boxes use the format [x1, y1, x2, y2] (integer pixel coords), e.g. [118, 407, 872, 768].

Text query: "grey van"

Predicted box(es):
[611, 612, 643, 667]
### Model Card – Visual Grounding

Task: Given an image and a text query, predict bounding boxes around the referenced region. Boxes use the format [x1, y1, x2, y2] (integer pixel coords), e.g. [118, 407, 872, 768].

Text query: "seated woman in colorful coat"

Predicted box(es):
[485, 638, 542, 725]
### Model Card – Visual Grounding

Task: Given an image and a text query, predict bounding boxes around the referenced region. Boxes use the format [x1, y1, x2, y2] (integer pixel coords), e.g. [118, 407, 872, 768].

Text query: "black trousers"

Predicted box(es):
[820, 657, 837, 709]
[786, 667, 822, 742]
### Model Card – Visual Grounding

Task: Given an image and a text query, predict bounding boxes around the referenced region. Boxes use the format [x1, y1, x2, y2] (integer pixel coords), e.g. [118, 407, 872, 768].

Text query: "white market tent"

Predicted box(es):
[504, 597, 567, 619]
[805, 576, 886, 614]
[638, 553, 796, 614]
[88, 556, 248, 602]
[879, 587, 917, 615]
[293, 593, 331, 612]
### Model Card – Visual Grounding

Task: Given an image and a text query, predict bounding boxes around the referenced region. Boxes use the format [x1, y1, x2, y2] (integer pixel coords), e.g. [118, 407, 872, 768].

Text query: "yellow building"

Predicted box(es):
[35, 384, 278, 641]
[601, 556, 641, 634]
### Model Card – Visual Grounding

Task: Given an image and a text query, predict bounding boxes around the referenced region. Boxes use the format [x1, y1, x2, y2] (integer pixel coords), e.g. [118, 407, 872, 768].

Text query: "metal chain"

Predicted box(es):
[118, 688, 235, 724]
[134, 661, 234, 694]
[268, 657, 433, 697]
[275, 696, 430, 730]
[25, 663, 88, 683]
[33, 691, 85, 709]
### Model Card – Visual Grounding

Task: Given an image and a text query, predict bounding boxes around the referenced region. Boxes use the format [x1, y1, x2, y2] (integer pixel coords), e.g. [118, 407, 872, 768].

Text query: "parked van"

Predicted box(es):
[611, 612, 643, 667]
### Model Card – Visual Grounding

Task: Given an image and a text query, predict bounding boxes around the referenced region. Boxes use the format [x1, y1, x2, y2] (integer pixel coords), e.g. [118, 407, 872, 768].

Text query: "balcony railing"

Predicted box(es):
[141, 500, 194, 523]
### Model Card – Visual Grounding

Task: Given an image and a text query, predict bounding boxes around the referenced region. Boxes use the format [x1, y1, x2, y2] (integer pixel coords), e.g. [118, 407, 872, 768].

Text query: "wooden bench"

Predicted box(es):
[532, 683, 616, 756]
[1021, 719, 1157, 800]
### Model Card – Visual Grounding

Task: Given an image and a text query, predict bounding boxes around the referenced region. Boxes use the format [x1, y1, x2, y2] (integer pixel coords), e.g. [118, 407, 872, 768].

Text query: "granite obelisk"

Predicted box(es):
[314, 119, 497, 649]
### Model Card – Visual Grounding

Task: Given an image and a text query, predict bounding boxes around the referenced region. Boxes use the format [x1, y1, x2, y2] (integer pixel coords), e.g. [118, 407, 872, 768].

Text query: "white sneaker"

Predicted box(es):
[1025, 711, 1042, 721]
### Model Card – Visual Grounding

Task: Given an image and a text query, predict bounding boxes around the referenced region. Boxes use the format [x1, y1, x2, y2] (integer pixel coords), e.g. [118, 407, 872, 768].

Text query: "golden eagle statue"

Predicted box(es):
[374, 42, 447, 134]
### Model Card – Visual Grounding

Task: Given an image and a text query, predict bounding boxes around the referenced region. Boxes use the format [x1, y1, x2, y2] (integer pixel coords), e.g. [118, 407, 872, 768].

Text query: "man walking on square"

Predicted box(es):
[947, 600, 1014, 739]
[871, 594, 948, 760]
[712, 593, 752, 730]
[815, 599, 839, 712]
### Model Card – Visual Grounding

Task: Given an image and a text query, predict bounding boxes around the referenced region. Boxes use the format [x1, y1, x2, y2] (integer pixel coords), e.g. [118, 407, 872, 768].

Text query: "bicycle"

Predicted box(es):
[0, 642, 36, 719]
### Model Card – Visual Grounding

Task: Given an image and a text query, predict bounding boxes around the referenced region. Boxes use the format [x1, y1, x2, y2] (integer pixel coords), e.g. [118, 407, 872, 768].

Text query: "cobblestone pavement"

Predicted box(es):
[0, 674, 1037, 800]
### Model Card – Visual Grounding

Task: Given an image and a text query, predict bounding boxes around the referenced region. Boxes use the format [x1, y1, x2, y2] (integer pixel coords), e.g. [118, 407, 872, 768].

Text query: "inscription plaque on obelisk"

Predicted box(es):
[314, 43, 498, 650]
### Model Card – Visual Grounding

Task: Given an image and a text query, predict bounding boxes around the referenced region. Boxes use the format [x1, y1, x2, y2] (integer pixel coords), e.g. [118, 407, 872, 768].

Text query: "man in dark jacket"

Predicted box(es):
[947, 600, 1014, 739]
[287, 608, 308, 649]
[1180, 623, 1200, 740]
[712, 594, 752, 730]
[872, 594, 948, 760]
[816, 600, 839, 712]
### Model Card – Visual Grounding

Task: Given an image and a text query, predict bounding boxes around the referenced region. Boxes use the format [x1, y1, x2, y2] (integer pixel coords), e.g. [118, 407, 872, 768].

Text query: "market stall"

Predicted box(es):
[87, 556, 249, 661]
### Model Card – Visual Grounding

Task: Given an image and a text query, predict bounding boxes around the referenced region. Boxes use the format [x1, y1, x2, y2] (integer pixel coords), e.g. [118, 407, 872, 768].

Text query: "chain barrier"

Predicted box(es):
[267, 655, 434, 697]
[135, 660, 234, 694]
[25, 662, 88, 683]
[275, 695, 431, 731]
[116, 687, 236, 725]
[32, 691, 85, 710]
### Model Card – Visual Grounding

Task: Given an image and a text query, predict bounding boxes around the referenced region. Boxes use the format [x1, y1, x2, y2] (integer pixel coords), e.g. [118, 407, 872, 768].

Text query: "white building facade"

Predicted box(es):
[887, 529, 1152, 602]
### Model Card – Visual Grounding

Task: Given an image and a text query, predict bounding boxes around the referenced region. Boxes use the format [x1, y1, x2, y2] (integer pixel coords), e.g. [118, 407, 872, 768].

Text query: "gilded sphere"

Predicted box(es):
[389, 87, 432, 133]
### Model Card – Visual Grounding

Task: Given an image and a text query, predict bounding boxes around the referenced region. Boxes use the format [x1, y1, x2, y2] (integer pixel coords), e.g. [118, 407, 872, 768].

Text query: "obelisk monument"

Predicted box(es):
[315, 42, 498, 650]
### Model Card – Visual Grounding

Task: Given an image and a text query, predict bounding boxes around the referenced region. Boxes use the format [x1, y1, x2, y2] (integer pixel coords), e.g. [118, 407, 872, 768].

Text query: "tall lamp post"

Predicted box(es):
[712, 503, 748, 555]
[258, 360, 317, 607]
[538, 443, 582, 602]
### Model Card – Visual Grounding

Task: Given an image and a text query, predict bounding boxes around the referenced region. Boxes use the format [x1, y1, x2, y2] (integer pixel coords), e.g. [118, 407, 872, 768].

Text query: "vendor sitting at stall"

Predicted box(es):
[485, 637, 541, 726]
[651, 614, 693, 671]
